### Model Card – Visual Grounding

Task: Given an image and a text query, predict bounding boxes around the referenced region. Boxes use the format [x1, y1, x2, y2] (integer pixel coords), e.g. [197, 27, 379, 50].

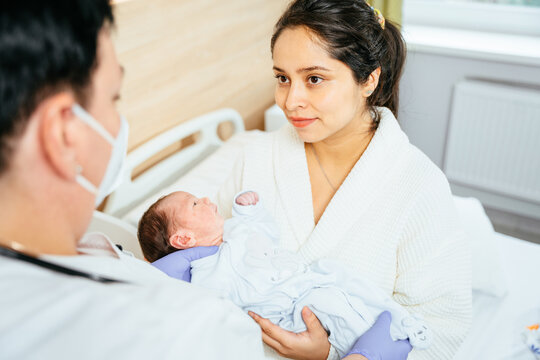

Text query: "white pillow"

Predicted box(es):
[122, 130, 266, 227]
[453, 196, 508, 297]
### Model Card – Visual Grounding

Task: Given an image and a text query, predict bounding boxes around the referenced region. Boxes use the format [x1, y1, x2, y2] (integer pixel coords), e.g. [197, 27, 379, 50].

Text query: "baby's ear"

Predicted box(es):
[169, 229, 197, 249]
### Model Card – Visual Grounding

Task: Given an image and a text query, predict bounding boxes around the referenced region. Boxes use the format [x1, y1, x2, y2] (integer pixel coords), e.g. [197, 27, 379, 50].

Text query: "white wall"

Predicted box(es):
[398, 29, 540, 242]
[398, 50, 540, 168]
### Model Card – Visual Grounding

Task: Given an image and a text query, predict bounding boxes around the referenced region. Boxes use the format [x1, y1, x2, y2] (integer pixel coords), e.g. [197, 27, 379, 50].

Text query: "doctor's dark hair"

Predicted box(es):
[138, 195, 179, 263]
[271, 0, 406, 127]
[0, 0, 114, 175]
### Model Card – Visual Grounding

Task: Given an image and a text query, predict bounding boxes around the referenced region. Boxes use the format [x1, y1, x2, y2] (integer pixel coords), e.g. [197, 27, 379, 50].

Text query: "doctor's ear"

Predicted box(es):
[169, 229, 197, 250]
[37, 92, 80, 180]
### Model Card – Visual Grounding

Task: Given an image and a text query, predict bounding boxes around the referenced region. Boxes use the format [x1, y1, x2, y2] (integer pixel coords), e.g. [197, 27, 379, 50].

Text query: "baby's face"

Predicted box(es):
[161, 191, 224, 246]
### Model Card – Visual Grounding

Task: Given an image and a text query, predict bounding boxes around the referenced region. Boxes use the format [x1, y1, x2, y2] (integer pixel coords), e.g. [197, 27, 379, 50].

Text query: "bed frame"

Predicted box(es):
[87, 210, 142, 259]
[103, 108, 244, 217]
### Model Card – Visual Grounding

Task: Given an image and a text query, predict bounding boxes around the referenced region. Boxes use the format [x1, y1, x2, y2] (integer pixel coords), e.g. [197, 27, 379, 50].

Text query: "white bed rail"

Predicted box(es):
[87, 210, 142, 259]
[103, 108, 244, 217]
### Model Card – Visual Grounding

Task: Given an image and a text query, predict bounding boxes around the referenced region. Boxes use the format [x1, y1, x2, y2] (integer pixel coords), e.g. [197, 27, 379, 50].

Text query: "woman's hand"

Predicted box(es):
[248, 306, 331, 360]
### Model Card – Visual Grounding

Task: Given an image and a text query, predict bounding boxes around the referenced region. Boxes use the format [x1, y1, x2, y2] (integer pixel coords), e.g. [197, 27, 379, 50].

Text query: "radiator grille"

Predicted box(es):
[444, 80, 540, 205]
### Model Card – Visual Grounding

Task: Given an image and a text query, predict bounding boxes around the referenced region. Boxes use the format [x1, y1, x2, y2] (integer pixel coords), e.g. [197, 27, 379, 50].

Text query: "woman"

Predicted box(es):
[217, 0, 471, 359]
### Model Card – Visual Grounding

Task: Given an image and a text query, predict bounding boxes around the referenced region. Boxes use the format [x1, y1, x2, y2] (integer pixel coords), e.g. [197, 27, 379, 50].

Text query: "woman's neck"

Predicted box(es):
[315, 131, 373, 163]
[305, 111, 376, 224]
[312, 117, 375, 167]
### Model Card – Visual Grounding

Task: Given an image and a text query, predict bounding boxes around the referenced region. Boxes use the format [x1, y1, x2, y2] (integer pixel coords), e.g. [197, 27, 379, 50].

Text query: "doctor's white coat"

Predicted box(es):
[0, 234, 265, 360]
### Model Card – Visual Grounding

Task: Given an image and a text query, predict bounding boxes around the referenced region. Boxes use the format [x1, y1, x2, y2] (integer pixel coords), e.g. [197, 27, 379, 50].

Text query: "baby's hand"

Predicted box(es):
[236, 191, 259, 206]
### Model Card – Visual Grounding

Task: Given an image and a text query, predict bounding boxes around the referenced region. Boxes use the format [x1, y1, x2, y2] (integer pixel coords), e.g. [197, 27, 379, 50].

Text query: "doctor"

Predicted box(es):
[0, 1, 264, 359]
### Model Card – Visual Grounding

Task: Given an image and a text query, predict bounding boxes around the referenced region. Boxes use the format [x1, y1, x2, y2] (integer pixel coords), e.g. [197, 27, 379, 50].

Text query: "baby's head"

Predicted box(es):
[137, 191, 224, 262]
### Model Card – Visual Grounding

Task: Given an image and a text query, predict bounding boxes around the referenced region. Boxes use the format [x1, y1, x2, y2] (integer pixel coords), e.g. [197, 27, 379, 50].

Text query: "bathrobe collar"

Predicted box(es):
[273, 107, 410, 263]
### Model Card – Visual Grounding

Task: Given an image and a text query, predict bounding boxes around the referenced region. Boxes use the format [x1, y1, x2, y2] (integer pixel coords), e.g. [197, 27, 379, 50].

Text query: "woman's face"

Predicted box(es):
[272, 26, 370, 143]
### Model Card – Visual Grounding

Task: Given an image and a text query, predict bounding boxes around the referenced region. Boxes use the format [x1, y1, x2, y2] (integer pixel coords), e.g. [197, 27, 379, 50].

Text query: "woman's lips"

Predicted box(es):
[289, 117, 317, 128]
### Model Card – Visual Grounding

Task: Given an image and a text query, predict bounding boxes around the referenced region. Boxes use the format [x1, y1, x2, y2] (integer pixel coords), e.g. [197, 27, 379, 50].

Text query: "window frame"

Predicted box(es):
[403, 0, 540, 37]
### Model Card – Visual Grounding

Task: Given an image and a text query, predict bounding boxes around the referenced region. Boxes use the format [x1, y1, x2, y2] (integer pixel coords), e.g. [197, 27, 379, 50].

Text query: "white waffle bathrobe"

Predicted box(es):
[216, 107, 472, 360]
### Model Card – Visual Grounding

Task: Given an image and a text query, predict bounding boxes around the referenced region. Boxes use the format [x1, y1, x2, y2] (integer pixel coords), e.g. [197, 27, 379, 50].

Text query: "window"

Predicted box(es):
[456, 0, 540, 5]
[403, 0, 540, 36]
[454, 0, 540, 5]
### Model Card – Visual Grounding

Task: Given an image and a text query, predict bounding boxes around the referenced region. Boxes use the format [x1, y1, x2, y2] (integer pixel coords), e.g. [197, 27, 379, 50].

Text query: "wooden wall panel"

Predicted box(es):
[112, 0, 289, 151]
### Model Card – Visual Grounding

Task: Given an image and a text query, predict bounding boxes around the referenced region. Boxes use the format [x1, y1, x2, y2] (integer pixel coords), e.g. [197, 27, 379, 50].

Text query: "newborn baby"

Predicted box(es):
[137, 190, 432, 357]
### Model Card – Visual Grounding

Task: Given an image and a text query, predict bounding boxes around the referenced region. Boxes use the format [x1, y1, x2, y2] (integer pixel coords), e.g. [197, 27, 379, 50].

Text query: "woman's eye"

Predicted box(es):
[275, 75, 289, 84]
[308, 76, 322, 85]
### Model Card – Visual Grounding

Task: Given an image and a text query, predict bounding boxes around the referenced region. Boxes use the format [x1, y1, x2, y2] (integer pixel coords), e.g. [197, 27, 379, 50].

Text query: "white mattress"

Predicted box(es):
[454, 233, 540, 360]
[121, 129, 540, 359]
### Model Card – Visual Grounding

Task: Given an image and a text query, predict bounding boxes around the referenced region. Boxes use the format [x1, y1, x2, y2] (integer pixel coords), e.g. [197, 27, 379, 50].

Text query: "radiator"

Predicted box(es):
[444, 79, 540, 219]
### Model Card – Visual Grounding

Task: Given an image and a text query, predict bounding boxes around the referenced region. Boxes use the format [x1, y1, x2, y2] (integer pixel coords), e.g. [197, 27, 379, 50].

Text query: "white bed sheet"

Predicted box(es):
[121, 128, 540, 359]
[455, 233, 540, 360]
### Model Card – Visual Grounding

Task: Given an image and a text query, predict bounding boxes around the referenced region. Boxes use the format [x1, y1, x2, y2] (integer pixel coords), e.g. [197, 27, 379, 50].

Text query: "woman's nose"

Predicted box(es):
[285, 82, 308, 111]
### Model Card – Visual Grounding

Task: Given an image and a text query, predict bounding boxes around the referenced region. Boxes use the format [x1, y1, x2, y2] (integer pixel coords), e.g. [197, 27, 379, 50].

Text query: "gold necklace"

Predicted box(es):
[310, 143, 336, 191]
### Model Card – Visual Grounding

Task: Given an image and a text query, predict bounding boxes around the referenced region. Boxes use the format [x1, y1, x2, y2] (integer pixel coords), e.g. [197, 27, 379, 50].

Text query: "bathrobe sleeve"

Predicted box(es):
[393, 170, 472, 360]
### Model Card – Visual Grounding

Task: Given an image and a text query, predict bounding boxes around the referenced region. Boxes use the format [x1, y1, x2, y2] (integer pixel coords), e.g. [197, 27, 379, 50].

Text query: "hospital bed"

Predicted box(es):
[90, 107, 540, 360]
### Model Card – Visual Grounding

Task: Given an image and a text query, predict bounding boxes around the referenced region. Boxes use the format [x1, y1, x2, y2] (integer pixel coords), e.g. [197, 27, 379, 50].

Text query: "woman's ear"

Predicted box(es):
[169, 228, 197, 250]
[363, 67, 381, 97]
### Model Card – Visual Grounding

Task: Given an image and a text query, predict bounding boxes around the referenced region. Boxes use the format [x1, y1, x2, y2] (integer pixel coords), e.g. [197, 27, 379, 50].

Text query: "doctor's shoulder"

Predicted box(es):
[0, 256, 264, 359]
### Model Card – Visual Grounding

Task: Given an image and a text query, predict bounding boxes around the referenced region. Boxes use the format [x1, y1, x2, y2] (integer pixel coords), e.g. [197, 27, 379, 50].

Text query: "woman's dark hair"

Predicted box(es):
[271, 0, 406, 127]
[0, 0, 114, 174]
[137, 195, 179, 262]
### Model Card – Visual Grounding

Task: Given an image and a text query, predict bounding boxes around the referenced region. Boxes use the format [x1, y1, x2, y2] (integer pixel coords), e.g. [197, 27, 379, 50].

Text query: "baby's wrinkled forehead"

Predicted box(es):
[156, 191, 194, 230]
[159, 191, 192, 212]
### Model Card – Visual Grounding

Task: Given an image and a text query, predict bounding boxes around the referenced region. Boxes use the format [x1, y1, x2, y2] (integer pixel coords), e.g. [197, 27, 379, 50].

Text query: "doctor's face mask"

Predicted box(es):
[72, 103, 129, 207]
